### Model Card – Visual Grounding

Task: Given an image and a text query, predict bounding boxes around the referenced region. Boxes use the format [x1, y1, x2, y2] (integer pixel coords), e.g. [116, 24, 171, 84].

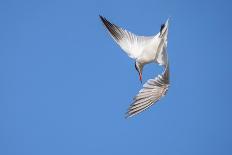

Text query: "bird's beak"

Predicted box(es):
[139, 72, 142, 83]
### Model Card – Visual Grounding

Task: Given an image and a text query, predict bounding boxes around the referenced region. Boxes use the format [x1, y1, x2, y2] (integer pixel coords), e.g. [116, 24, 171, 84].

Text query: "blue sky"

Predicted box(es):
[1, 0, 232, 154]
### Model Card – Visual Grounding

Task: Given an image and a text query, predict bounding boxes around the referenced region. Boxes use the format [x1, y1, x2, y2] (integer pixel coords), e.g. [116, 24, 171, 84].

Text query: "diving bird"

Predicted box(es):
[99, 15, 170, 117]
[126, 57, 169, 117]
[99, 15, 169, 83]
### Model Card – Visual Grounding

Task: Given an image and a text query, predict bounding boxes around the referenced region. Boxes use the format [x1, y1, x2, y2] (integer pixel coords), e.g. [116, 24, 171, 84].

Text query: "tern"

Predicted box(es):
[127, 59, 169, 117]
[99, 15, 170, 117]
[100, 15, 169, 83]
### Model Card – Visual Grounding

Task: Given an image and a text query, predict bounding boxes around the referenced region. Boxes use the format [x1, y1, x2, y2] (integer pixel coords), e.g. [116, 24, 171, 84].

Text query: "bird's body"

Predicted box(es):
[100, 15, 170, 117]
[134, 34, 166, 65]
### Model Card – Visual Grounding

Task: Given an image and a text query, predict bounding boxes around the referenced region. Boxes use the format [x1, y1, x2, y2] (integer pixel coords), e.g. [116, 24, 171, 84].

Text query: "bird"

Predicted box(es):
[99, 15, 169, 83]
[99, 15, 170, 117]
[127, 57, 169, 117]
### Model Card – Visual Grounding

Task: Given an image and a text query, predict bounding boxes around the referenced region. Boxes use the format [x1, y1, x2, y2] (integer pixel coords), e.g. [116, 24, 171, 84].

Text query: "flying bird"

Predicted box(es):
[127, 60, 169, 117]
[99, 15, 170, 117]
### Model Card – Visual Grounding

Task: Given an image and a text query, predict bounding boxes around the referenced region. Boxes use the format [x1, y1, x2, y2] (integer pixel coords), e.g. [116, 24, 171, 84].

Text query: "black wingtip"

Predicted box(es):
[99, 15, 104, 20]
[99, 15, 107, 26]
[99, 15, 107, 24]
[99, 15, 122, 41]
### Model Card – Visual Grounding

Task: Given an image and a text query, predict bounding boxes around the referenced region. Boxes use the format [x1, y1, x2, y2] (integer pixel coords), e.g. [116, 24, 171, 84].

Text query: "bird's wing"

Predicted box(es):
[100, 15, 153, 59]
[126, 63, 169, 118]
[156, 41, 168, 66]
[155, 18, 169, 66]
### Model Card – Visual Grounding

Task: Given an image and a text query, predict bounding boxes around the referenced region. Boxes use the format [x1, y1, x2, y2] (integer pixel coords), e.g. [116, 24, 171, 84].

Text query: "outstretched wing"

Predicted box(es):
[99, 15, 153, 59]
[126, 64, 169, 118]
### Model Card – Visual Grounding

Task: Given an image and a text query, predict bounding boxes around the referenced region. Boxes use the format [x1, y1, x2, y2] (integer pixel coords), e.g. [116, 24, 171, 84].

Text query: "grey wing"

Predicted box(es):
[99, 15, 153, 59]
[126, 64, 169, 118]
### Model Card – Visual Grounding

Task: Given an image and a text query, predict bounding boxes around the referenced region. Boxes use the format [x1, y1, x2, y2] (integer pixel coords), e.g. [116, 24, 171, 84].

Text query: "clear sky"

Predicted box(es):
[1, 0, 232, 155]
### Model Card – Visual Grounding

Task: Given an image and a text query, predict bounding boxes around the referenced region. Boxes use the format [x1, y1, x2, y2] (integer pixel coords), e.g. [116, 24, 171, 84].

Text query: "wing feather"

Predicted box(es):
[99, 15, 153, 59]
[126, 64, 169, 118]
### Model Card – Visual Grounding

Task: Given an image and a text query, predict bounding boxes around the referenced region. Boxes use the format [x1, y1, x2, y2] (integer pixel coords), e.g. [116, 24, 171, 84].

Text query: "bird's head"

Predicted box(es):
[135, 61, 144, 83]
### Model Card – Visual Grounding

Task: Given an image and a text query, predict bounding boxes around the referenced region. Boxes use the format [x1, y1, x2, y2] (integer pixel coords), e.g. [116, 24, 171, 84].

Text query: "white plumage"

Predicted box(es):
[100, 15, 170, 117]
